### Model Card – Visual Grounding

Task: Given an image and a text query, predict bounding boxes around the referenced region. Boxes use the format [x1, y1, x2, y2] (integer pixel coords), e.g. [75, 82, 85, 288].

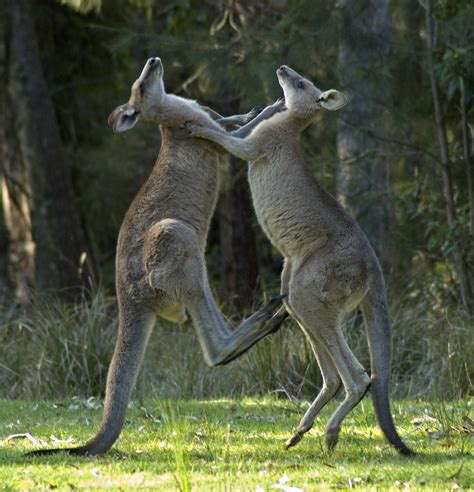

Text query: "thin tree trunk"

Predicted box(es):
[460, 90, 474, 235]
[336, 0, 393, 270]
[423, 0, 472, 310]
[0, 5, 12, 295]
[0, 0, 34, 300]
[217, 155, 259, 314]
[215, 97, 259, 313]
[1, 108, 35, 301]
[424, 0, 456, 225]
[6, 0, 93, 297]
[228, 156, 259, 310]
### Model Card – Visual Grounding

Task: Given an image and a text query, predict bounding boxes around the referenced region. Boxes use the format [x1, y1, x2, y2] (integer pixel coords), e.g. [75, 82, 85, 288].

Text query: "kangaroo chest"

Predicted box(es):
[119, 143, 219, 260]
[248, 155, 319, 257]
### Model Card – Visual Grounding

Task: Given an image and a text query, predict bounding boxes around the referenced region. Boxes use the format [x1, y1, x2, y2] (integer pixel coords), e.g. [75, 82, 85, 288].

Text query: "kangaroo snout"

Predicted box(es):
[147, 57, 161, 69]
[278, 65, 288, 75]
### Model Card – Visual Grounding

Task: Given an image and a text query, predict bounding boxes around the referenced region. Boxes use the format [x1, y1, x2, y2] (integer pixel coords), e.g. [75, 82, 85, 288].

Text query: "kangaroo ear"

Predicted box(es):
[317, 90, 348, 111]
[108, 104, 140, 133]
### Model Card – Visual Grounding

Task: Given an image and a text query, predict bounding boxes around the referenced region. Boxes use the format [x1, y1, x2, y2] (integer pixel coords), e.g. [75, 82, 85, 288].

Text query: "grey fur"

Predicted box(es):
[28, 58, 286, 457]
[185, 65, 414, 456]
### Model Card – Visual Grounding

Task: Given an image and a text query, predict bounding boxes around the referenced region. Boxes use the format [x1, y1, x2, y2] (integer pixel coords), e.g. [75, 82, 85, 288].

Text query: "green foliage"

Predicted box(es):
[437, 47, 474, 101]
[59, 0, 101, 14]
[434, 0, 474, 104]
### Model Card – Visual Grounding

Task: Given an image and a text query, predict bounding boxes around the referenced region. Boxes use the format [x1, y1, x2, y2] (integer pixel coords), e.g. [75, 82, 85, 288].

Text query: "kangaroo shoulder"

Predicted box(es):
[167, 95, 212, 123]
[252, 111, 290, 140]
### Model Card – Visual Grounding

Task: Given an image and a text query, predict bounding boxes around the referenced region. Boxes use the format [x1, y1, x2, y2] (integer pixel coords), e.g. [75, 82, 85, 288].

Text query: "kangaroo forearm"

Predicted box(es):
[217, 114, 251, 127]
[195, 129, 261, 161]
[200, 105, 223, 120]
[201, 105, 261, 128]
[231, 99, 286, 138]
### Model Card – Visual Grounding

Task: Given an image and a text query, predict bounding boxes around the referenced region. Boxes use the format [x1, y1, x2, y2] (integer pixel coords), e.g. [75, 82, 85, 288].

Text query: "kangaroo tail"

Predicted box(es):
[362, 276, 415, 456]
[26, 446, 93, 457]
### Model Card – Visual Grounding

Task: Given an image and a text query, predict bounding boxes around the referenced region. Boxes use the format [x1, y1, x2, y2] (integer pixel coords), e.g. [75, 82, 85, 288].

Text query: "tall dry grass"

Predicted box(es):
[0, 290, 472, 400]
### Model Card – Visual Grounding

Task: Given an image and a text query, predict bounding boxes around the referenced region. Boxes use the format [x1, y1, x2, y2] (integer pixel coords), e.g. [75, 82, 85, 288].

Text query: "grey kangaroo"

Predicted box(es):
[185, 65, 414, 456]
[28, 58, 286, 457]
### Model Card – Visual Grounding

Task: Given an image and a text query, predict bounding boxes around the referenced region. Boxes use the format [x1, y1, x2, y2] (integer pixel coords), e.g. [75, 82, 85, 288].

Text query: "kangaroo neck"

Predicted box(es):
[281, 110, 315, 133]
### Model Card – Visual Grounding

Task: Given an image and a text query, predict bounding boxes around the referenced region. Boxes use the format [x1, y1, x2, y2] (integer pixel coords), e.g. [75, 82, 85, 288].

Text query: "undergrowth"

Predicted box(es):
[0, 289, 472, 400]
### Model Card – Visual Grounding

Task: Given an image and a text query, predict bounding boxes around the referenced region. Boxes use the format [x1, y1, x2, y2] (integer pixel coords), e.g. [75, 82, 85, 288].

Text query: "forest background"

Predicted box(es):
[0, 0, 472, 402]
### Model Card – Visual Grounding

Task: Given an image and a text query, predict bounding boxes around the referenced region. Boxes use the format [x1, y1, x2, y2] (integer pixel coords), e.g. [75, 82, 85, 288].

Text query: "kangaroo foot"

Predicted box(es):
[285, 430, 305, 449]
[215, 296, 288, 366]
[258, 294, 287, 318]
[325, 427, 340, 450]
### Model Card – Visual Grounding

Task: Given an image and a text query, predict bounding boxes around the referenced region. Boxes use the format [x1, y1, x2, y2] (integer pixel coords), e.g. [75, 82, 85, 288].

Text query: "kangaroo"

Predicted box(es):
[185, 65, 414, 456]
[28, 58, 286, 457]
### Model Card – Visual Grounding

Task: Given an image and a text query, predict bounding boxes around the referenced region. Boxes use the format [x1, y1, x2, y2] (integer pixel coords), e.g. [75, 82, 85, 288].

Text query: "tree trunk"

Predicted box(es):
[336, 0, 393, 270]
[423, 0, 472, 310]
[215, 99, 259, 313]
[6, 0, 93, 297]
[1, 99, 35, 301]
[0, 0, 34, 300]
[460, 90, 474, 235]
[0, 6, 11, 295]
[217, 154, 259, 314]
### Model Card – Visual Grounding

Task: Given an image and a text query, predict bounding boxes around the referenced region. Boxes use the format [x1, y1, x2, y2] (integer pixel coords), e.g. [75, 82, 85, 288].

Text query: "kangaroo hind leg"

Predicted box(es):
[285, 330, 341, 449]
[290, 295, 370, 451]
[28, 304, 156, 456]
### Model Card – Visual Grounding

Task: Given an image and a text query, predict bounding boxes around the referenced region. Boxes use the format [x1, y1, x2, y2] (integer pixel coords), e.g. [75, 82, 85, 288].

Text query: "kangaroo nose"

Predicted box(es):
[149, 58, 156, 65]
[279, 65, 287, 72]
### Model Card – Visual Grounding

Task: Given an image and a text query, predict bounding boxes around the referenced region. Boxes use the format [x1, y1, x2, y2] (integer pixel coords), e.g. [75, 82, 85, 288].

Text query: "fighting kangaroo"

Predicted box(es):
[28, 58, 286, 457]
[185, 65, 414, 456]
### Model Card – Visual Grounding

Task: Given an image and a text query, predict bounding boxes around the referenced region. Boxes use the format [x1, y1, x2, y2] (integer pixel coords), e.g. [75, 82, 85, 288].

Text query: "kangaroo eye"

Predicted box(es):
[297, 80, 304, 89]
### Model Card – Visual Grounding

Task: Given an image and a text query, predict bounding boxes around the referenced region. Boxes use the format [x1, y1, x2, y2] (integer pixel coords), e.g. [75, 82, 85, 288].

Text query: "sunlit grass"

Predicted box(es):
[1, 398, 472, 490]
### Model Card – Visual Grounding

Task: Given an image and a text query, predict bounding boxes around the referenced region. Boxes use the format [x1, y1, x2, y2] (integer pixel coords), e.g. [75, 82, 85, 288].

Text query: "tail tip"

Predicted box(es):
[25, 446, 91, 457]
[399, 444, 416, 457]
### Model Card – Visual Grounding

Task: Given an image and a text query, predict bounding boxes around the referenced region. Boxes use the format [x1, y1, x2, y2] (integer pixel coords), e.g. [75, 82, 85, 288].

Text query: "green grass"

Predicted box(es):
[1, 398, 472, 490]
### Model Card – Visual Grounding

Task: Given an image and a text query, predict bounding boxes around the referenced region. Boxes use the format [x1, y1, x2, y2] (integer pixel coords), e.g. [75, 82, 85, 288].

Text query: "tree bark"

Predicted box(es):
[217, 154, 259, 314]
[0, 5, 11, 295]
[460, 90, 474, 235]
[215, 97, 259, 313]
[423, 0, 472, 310]
[336, 0, 394, 269]
[0, 1, 34, 300]
[1, 98, 35, 301]
[6, 0, 93, 297]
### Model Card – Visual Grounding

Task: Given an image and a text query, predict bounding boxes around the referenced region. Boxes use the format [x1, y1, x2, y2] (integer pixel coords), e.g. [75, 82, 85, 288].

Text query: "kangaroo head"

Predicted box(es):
[276, 65, 347, 119]
[108, 57, 165, 133]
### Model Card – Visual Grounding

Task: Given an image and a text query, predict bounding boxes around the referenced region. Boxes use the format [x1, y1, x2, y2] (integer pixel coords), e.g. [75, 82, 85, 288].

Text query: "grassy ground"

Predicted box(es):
[0, 398, 472, 490]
